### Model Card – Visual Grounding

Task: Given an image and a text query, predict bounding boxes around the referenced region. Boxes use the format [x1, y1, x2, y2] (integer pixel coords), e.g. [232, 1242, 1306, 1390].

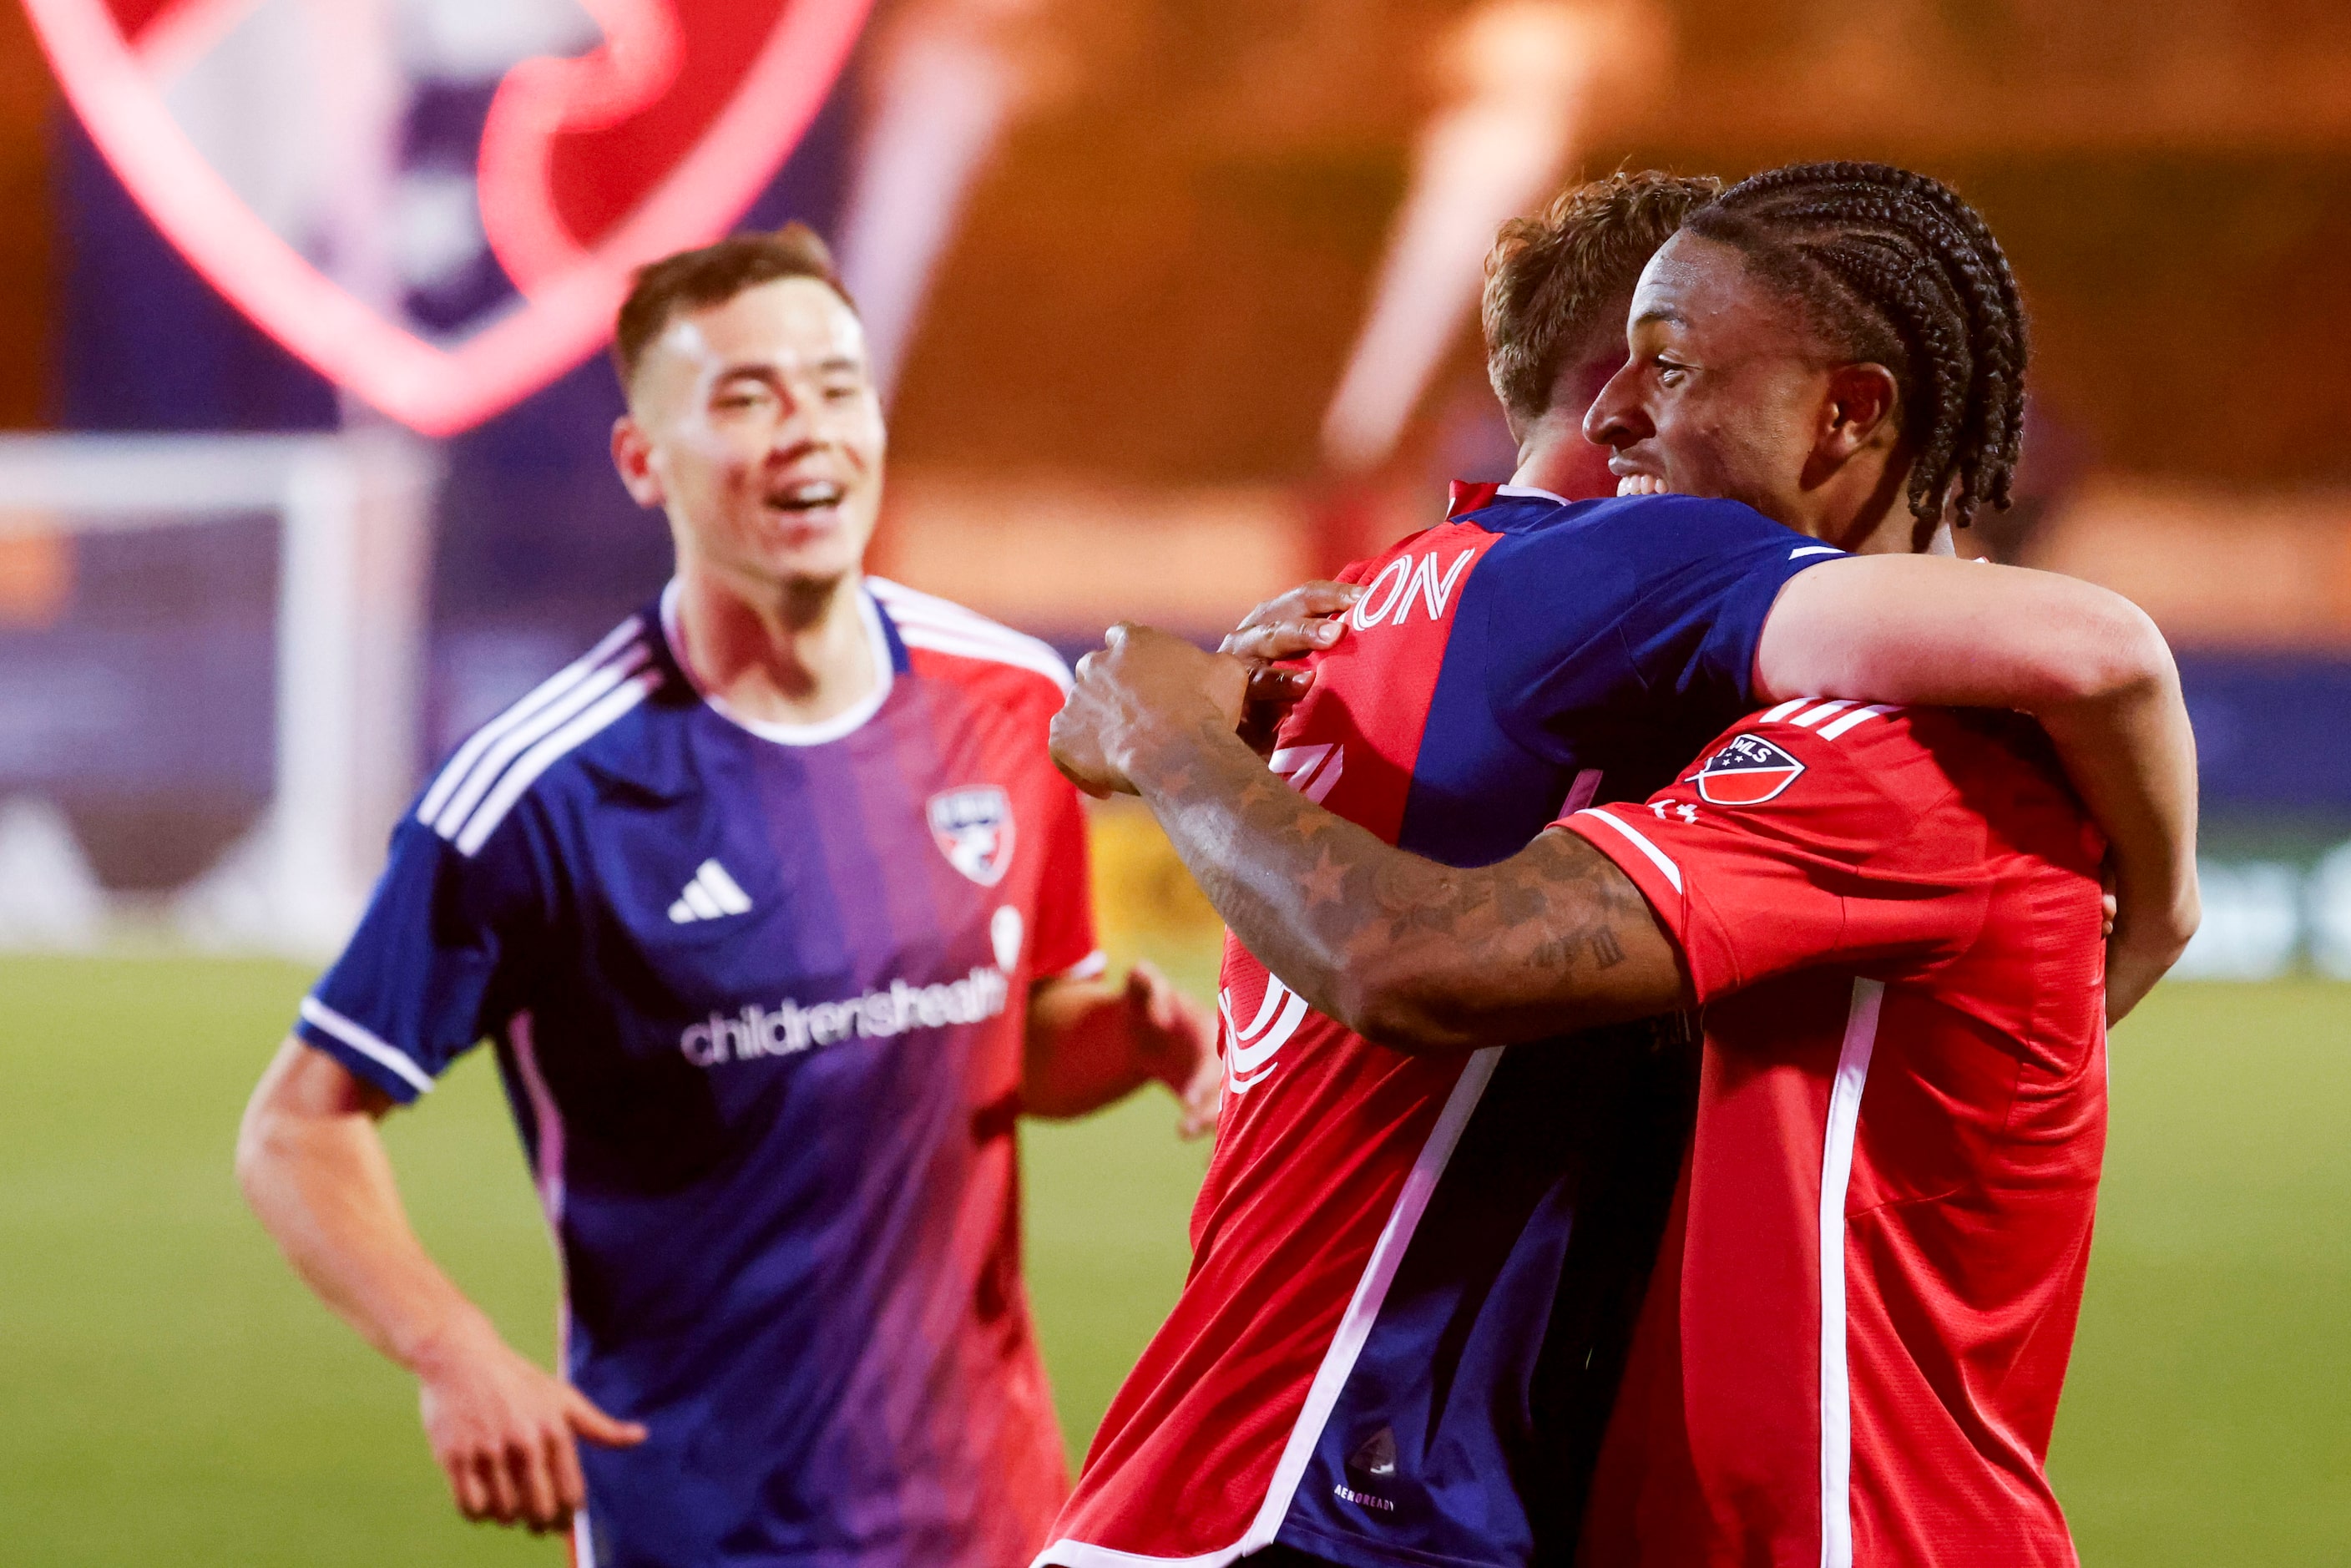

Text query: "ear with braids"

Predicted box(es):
[1683, 162, 2028, 528]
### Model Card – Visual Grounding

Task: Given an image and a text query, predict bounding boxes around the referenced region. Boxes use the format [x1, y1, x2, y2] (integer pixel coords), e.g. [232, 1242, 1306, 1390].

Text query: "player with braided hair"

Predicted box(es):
[1585, 160, 2192, 1009]
[1047, 160, 2186, 1568]
[1679, 160, 2027, 529]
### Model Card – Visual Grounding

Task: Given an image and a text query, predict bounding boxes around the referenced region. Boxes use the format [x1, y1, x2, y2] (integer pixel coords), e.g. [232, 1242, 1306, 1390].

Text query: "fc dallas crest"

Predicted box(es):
[1691, 732, 1807, 805]
[25, 0, 873, 435]
[928, 786, 1015, 887]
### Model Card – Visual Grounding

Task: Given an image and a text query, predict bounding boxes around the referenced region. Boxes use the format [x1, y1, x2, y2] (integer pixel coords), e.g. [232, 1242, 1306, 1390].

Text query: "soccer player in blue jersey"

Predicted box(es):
[235, 225, 1220, 1568]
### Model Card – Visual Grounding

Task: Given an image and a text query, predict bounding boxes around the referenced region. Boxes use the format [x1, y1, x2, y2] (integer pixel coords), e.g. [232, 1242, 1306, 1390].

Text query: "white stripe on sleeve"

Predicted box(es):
[893, 623, 1075, 693]
[1056, 949, 1110, 982]
[428, 643, 651, 839]
[1817, 705, 1894, 741]
[868, 578, 1076, 690]
[299, 997, 436, 1095]
[417, 618, 643, 826]
[1574, 808, 1683, 893]
[453, 671, 661, 855]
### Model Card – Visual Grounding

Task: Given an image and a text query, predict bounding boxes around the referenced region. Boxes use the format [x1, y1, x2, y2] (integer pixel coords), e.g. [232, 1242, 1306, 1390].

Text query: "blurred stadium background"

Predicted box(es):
[0, 0, 2345, 1560]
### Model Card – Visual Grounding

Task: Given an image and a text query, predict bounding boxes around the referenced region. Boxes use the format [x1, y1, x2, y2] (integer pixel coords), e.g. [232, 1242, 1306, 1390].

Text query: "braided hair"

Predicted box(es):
[1682, 162, 2028, 528]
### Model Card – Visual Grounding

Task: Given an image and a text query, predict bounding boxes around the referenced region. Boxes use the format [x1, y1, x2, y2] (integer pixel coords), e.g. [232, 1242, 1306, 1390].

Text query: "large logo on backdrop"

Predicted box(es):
[24, 0, 873, 435]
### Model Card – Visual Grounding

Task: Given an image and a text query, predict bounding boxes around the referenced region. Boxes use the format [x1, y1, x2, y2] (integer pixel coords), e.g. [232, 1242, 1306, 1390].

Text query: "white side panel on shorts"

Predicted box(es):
[1238, 1045, 1503, 1554]
[1029, 1047, 1504, 1568]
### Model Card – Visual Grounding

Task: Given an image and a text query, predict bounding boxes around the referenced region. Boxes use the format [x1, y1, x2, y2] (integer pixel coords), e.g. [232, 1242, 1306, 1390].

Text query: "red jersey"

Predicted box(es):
[1039, 489, 1846, 1568]
[1558, 700, 2107, 1567]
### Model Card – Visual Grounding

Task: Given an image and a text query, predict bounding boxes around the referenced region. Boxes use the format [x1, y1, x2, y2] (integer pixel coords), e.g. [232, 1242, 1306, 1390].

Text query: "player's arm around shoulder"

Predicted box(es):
[1322, 826, 1692, 1053]
[1049, 623, 1689, 1054]
[1346, 710, 1979, 1049]
[1757, 553, 2200, 1021]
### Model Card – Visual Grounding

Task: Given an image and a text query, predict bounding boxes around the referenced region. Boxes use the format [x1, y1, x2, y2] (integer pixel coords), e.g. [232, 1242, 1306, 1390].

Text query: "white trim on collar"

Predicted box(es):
[659, 577, 896, 747]
[1494, 483, 1572, 506]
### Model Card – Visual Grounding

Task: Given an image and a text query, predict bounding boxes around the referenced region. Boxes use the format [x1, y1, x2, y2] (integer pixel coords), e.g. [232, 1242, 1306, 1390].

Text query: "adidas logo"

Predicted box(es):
[1347, 1426, 1398, 1482]
[669, 859, 753, 923]
[1333, 1425, 1400, 1514]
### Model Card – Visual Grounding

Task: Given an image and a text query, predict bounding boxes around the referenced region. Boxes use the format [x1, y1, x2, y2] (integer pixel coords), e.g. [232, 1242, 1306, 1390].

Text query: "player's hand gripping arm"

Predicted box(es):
[1024, 966, 1222, 1136]
[1218, 579, 1360, 753]
[1757, 554, 2199, 1023]
[1049, 626, 1686, 1051]
[235, 1040, 645, 1533]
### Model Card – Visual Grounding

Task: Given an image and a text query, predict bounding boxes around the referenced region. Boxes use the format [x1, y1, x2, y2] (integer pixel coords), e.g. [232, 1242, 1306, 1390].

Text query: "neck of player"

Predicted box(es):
[671, 559, 878, 729]
[1811, 446, 1960, 557]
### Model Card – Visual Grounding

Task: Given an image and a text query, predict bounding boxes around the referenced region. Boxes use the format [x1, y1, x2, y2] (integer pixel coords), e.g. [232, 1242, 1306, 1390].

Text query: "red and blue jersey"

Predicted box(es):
[297, 578, 1100, 1568]
[1038, 487, 1843, 1568]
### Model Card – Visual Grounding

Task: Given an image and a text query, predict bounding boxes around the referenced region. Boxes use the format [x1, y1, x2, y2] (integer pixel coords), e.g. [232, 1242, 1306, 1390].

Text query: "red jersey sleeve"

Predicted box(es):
[1031, 766, 1104, 981]
[876, 574, 1105, 985]
[1554, 704, 1997, 1002]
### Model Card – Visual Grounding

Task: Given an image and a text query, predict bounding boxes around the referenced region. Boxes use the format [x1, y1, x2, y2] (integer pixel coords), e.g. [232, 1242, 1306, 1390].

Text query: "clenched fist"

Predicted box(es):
[1050, 625, 1250, 797]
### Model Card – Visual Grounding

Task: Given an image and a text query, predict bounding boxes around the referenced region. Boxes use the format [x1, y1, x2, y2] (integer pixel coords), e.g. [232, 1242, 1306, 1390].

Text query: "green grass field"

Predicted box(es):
[1, 952, 2344, 1564]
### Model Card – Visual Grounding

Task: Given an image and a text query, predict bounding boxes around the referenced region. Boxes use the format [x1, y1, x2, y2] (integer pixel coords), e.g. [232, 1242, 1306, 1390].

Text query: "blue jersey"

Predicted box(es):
[1041, 487, 1843, 1568]
[298, 579, 1102, 1568]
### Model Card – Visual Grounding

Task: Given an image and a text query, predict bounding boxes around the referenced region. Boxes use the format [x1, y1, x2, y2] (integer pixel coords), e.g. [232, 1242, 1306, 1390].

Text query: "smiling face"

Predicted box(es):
[1581, 230, 1853, 525]
[612, 276, 887, 593]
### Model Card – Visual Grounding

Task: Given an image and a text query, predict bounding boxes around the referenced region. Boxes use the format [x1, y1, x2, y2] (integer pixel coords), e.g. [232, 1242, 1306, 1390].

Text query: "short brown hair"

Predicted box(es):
[612, 222, 857, 389]
[1481, 170, 1722, 424]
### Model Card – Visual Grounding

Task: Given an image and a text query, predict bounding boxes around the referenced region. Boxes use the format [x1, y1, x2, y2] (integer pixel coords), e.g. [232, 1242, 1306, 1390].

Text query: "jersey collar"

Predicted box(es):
[1445, 479, 1575, 520]
[657, 578, 898, 747]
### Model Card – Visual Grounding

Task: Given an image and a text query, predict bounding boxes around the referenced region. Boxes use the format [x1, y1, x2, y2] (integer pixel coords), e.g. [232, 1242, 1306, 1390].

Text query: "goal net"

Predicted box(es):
[0, 431, 436, 958]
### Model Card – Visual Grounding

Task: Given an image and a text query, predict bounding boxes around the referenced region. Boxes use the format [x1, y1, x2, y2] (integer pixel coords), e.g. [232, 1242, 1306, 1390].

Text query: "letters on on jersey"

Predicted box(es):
[680, 904, 1026, 1070]
[1348, 548, 1478, 631]
[680, 962, 1014, 1068]
[929, 786, 1016, 885]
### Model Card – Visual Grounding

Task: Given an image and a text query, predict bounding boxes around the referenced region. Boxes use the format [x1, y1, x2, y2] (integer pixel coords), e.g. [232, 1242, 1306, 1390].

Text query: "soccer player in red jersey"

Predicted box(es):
[1047, 165, 2189, 1566]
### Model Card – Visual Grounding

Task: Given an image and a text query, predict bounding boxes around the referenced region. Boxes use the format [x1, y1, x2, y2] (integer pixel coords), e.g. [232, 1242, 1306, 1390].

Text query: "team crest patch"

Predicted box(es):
[1692, 733, 1806, 805]
[928, 787, 1016, 886]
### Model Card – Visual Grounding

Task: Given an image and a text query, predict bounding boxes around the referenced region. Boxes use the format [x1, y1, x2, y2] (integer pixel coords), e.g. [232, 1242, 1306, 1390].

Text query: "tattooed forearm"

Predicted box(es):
[1529, 928, 1625, 972]
[1124, 726, 1686, 1053]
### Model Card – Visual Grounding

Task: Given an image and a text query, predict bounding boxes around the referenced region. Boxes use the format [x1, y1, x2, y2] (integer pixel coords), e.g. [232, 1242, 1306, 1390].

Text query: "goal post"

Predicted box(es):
[0, 429, 437, 958]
